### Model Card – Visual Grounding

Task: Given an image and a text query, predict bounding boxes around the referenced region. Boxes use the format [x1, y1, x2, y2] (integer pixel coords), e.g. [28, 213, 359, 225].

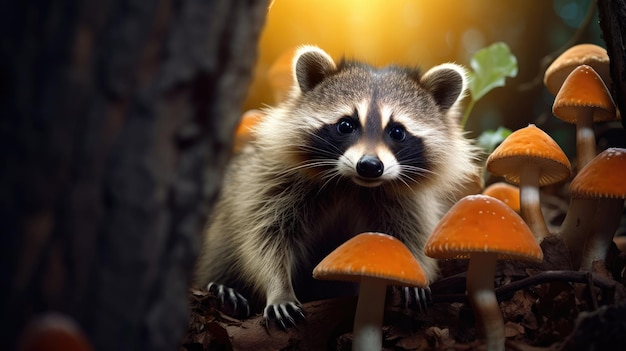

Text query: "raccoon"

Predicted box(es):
[194, 45, 480, 328]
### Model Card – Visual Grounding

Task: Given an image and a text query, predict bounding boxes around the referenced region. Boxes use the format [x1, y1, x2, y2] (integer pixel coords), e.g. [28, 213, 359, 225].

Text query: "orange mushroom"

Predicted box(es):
[482, 182, 520, 213]
[18, 313, 94, 351]
[569, 148, 626, 275]
[486, 124, 571, 240]
[551, 65, 618, 267]
[544, 43, 611, 96]
[313, 232, 428, 351]
[233, 109, 263, 154]
[425, 194, 542, 351]
[552, 64, 617, 170]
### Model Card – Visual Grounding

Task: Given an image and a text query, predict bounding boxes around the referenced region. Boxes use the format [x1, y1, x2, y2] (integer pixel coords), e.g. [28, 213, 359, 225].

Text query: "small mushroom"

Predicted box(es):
[313, 232, 428, 351]
[425, 194, 543, 351]
[544, 43, 611, 96]
[569, 148, 626, 276]
[486, 124, 571, 240]
[551, 65, 618, 267]
[482, 182, 521, 213]
[552, 64, 617, 170]
[233, 109, 263, 154]
[18, 313, 94, 351]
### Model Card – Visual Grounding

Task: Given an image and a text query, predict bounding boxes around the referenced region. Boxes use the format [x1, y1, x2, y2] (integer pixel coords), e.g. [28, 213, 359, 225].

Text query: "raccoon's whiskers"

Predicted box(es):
[305, 131, 345, 155]
[392, 173, 421, 196]
[395, 175, 414, 191]
[317, 169, 343, 192]
[289, 157, 336, 170]
[401, 164, 435, 178]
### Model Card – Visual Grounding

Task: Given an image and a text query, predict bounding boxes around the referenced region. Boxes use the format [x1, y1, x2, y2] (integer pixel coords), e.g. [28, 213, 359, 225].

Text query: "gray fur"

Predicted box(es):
[194, 46, 480, 320]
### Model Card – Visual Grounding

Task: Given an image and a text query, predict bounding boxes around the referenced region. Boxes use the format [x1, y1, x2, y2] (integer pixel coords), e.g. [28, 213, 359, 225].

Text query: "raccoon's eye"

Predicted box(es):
[337, 118, 357, 134]
[388, 125, 406, 141]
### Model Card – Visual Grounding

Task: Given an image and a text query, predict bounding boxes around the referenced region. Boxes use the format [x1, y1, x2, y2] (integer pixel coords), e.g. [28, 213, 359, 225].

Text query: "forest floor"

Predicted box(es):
[181, 192, 626, 351]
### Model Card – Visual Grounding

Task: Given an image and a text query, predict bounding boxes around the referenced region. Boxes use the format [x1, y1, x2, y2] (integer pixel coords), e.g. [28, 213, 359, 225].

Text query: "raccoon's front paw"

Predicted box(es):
[207, 282, 250, 318]
[263, 302, 305, 330]
[402, 286, 432, 313]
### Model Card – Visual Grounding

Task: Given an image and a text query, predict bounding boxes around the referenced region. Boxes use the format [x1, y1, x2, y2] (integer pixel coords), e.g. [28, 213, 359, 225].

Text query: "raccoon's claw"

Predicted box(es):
[263, 302, 305, 330]
[402, 286, 432, 313]
[206, 282, 250, 318]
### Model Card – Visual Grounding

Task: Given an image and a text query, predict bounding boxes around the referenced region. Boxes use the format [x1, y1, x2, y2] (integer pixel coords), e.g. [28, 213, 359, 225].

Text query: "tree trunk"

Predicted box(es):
[597, 0, 626, 130]
[0, 0, 268, 350]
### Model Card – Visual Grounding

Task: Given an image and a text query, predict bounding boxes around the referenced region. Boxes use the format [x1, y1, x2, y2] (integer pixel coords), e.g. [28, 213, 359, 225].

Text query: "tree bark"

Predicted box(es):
[0, 0, 268, 350]
[597, 0, 626, 130]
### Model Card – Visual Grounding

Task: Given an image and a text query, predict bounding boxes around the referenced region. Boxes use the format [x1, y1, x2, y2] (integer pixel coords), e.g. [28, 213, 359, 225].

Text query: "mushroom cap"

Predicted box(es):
[482, 182, 520, 213]
[424, 194, 543, 261]
[486, 124, 572, 186]
[569, 147, 626, 199]
[552, 65, 617, 124]
[313, 232, 428, 287]
[544, 43, 611, 96]
[18, 313, 94, 351]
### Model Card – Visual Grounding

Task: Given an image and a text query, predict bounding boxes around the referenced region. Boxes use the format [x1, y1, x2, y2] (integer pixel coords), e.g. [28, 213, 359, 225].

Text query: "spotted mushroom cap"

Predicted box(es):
[569, 148, 626, 199]
[544, 43, 611, 96]
[313, 232, 428, 287]
[486, 124, 571, 186]
[552, 65, 617, 124]
[424, 194, 543, 262]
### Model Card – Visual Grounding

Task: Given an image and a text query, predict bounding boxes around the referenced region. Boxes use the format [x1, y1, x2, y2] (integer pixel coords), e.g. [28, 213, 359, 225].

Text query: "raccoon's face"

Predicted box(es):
[306, 98, 430, 188]
[286, 46, 467, 189]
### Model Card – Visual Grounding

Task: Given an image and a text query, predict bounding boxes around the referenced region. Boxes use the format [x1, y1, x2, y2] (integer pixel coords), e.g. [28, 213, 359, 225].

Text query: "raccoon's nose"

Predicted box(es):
[357, 156, 384, 178]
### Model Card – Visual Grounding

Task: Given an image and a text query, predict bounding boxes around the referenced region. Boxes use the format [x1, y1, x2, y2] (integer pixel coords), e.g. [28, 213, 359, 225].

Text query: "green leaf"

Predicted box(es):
[468, 42, 518, 101]
[477, 127, 512, 154]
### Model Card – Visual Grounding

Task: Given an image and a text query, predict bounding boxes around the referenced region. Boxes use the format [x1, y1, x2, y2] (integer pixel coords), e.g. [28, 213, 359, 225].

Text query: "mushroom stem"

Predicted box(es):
[575, 110, 596, 170]
[352, 276, 386, 351]
[466, 252, 504, 351]
[579, 198, 625, 275]
[558, 198, 597, 269]
[519, 164, 549, 240]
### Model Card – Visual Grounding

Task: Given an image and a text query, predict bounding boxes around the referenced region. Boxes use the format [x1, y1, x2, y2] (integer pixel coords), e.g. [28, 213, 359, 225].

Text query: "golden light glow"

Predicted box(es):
[243, 0, 594, 139]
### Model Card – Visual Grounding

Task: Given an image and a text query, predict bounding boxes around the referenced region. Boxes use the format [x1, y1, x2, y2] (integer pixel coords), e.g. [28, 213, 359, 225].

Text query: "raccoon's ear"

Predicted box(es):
[420, 63, 468, 112]
[293, 46, 337, 93]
